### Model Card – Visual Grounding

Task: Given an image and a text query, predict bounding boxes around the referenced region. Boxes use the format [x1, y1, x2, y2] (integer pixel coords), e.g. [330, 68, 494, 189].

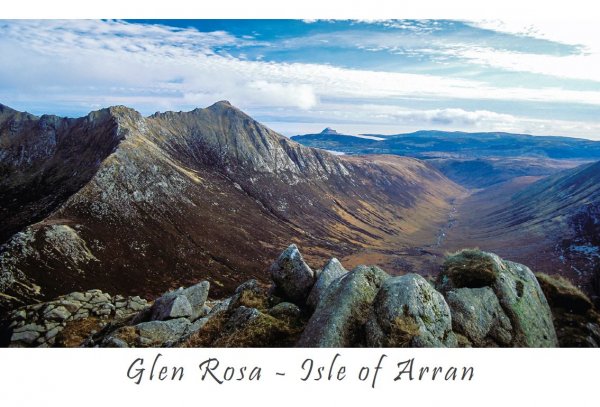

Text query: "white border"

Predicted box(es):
[0, 0, 597, 21]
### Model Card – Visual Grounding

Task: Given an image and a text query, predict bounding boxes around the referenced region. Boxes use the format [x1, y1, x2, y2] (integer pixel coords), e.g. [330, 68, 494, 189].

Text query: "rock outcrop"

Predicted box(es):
[306, 257, 348, 311]
[297, 265, 389, 347]
[3, 246, 584, 348]
[444, 287, 512, 346]
[150, 281, 210, 321]
[437, 249, 558, 347]
[366, 274, 456, 347]
[269, 244, 316, 305]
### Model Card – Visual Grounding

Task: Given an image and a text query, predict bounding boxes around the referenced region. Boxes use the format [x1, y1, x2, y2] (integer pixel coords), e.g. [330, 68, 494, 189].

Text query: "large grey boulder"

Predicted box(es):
[150, 281, 210, 321]
[445, 287, 512, 346]
[306, 258, 348, 311]
[438, 250, 558, 347]
[297, 265, 389, 347]
[270, 244, 316, 304]
[366, 274, 456, 347]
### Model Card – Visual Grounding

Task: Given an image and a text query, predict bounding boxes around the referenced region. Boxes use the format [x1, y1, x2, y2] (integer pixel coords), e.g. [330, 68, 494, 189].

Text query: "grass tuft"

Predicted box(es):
[442, 249, 498, 288]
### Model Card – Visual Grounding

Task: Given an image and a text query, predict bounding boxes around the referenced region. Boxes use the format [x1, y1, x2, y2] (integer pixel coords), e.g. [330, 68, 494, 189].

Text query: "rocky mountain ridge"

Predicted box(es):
[0, 102, 463, 316]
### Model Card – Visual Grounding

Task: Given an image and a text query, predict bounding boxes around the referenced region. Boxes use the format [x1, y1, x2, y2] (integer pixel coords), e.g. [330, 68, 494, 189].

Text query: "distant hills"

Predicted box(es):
[292, 128, 600, 160]
[292, 128, 600, 188]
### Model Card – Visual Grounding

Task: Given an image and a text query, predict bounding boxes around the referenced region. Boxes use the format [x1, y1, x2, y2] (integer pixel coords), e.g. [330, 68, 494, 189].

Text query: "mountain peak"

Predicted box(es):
[207, 100, 235, 110]
[320, 127, 339, 135]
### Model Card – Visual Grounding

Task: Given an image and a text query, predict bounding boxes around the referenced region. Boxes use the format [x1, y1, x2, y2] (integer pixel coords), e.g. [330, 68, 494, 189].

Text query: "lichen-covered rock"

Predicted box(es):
[180, 281, 210, 320]
[228, 279, 269, 311]
[268, 302, 302, 320]
[150, 293, 193, 321]
[150, 281, 210, 322]
[136, 318, 192, 347]
[207, 298, 231, 316]
[438, 250, 558, 347]
[445, 287, 512, 347]
[306, 258, 348, 311]
[270, 244, 315, 304]
[297, 265, 389, 347]
[366, 274, 456, 347]
[6, 289, 148, 347]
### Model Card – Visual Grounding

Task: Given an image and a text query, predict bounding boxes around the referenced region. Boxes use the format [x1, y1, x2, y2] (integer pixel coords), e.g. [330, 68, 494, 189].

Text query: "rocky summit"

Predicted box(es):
[4, 245, 597, 348]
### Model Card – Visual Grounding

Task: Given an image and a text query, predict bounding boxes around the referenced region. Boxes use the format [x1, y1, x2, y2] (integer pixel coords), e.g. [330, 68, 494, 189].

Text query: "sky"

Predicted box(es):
[0, 19, 599, 139]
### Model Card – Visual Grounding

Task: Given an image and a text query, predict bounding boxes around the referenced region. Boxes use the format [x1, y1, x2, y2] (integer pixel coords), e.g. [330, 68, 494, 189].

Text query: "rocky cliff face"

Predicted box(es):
[0, 102, 463, 316]
[7, 246, 591, 348]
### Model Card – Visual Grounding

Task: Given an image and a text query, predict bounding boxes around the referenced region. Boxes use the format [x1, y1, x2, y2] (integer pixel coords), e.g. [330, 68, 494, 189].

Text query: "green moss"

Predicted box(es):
[384, 316, 421, 347]
[231, 290, 270, 311]
[213, 313, 303, 347]
[182, 309, 304, 348]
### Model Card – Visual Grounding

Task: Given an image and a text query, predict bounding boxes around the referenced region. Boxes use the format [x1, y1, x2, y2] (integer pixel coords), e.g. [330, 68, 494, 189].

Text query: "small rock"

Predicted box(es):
[307, 258, 348, 310]
[14, 310, 27, 320]
[45, 327, 61, 340]
[58, 300, 81, 313]
[11, 330, 40, 345]
[13, 323, 45, 333]
[104, 337, 129, 348]
[225, 306, 262, 331]
[180, 281, 210, 320]
[208, 298, 231, 316]
[69, 292, 88, 302]
[44, 306, 71, 321]
[136, 318, 192, 346]
[127, 297, 148, 311]
[235, 279, 261, 294]
[270, 244, 315, 304]
[150, 293, 193, 321]
[74, 310, 90, 319]
[268, 302, 302, 320]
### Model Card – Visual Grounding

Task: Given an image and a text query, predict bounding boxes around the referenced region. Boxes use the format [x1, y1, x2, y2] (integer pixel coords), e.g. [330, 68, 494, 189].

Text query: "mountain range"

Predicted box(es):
[0, 102, 463, 316]
[2, 103, 600, 324]
[292, 128, 600, 188]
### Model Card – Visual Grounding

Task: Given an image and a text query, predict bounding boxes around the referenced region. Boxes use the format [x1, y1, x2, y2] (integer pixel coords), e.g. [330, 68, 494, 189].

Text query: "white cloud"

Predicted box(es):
[0, 19, 599, 139]
[262, 104, 600, 140]
[464, 20, 600, 82]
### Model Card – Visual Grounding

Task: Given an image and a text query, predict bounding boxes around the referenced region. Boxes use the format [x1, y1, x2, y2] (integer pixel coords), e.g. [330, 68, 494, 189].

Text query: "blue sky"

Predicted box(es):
[0, 19, 599, 139]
